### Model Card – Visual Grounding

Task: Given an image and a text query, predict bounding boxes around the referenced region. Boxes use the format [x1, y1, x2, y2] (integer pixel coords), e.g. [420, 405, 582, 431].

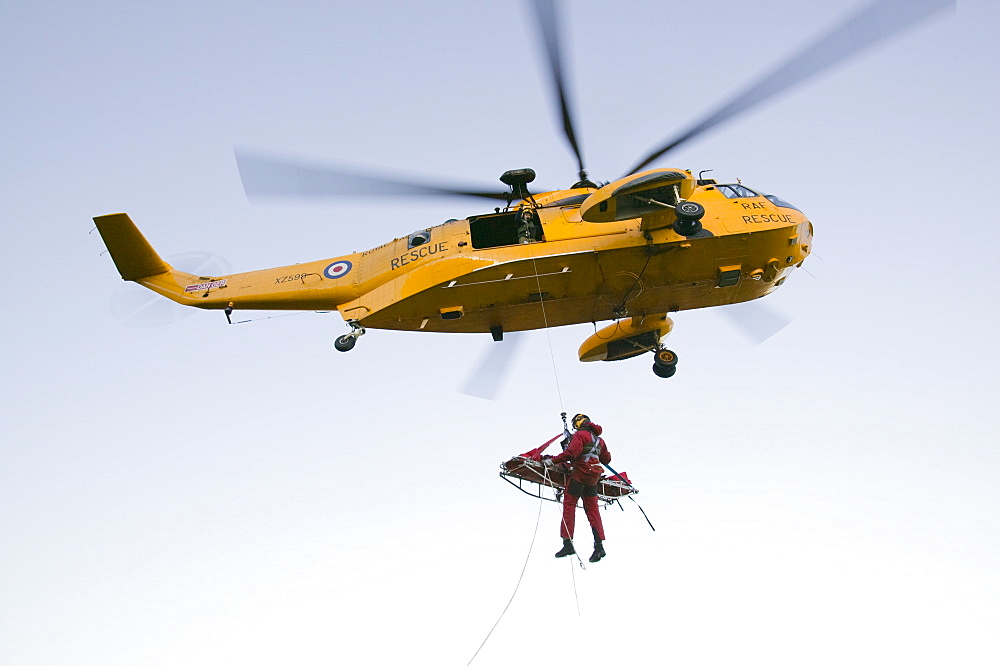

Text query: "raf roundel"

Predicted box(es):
[324, 260, 352, 279]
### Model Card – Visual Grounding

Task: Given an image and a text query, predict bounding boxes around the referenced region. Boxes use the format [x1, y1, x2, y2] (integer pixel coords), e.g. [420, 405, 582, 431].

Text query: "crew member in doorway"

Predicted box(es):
[544, 413, 611, 562]
[517, 207, 541, 243]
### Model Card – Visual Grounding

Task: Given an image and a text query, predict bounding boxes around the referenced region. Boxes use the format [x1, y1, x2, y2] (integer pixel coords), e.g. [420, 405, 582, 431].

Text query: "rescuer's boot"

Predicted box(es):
[554, 538, 575, 558]
[589, 528, 606, 562]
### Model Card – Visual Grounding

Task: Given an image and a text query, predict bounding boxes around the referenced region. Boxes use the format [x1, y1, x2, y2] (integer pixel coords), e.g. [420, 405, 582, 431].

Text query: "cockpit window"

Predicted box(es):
[542, 193, 589, 208]
[764, 194, 802, 212]
[407, 229, 431, 249]
[717, 184, 759, 198]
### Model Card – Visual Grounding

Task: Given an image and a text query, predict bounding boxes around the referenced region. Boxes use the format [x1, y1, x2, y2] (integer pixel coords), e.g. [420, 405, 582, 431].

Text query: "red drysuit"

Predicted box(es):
[549, 423, 611, 541]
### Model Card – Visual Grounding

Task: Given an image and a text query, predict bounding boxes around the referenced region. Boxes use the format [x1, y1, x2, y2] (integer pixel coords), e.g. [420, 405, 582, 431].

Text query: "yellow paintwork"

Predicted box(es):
[578, 315, 674, 362]
[94, 168, 812, 352]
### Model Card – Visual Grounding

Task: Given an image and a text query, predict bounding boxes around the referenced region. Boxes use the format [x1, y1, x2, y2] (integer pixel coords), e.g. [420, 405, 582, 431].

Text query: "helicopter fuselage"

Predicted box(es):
[105, 169, 811, 340]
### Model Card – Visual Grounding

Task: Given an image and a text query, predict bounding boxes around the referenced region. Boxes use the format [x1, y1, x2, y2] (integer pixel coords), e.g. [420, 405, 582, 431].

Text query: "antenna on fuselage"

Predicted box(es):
[500, 168, 536, 205]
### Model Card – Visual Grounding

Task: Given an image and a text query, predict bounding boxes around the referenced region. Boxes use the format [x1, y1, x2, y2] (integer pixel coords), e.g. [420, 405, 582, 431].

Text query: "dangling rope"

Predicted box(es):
[228, 311, 315, 325]
[466, 460, 551, 665]
[569, 555, 581, 616]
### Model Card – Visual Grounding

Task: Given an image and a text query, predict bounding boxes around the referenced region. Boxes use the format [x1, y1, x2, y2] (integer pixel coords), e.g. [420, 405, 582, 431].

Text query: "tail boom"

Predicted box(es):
[94, 212, 362, 312]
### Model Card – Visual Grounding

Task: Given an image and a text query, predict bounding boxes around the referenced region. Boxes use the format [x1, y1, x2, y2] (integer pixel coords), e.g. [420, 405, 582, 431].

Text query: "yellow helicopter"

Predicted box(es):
[94, 0, 951, 379]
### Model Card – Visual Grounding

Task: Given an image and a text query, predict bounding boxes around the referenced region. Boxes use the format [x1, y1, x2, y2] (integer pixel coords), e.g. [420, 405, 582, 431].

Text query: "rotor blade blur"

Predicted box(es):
[460, 333, 526, 400]
[110, 252, 231, 328]
[236, 150, 510, 201]
[626, 0, 954, 174]
[529, 0, 587, 181]
[720, 301, 792, 345]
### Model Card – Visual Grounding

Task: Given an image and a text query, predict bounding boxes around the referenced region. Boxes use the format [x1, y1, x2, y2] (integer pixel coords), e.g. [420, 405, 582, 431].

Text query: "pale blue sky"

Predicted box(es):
[2, 1, 998, 664]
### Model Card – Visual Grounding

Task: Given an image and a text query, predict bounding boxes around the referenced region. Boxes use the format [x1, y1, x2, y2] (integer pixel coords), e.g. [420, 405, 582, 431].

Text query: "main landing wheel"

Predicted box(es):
[652, 348, 678, 378]
[652, 362, 677, 378]
[334, 335, 356, 352]
[673, 217, 703, 237]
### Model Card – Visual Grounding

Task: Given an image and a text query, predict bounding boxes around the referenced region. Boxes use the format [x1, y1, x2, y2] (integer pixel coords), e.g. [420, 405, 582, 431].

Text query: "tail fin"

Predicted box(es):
[94, 213, 170, 280]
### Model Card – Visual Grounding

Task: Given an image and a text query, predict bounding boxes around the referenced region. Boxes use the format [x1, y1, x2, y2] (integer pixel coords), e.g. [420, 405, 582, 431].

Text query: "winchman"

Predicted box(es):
[544, 413, 611, 563]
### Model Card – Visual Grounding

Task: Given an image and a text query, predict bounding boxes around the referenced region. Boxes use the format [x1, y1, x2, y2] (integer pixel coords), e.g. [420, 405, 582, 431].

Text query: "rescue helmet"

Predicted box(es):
[572, 413, 591, 430]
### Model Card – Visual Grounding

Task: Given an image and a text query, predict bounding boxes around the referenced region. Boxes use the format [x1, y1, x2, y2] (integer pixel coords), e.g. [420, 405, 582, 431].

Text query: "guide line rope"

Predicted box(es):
[467, 464, 570, 664]
[228, 311, 315, 325]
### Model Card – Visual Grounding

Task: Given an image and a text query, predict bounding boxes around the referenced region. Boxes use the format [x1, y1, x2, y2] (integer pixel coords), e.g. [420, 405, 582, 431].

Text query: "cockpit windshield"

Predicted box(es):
[716, 184, 759, 198]
[718, 183, 802, 212]
[763, 194, 802, 212]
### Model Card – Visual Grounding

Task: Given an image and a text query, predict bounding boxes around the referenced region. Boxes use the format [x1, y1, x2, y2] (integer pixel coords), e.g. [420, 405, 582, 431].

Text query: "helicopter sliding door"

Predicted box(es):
[469, 210, 543, 249]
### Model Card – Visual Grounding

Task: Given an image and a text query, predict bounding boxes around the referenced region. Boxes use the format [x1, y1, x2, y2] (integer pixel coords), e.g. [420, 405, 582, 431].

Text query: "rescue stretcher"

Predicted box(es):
[499, 434, 637, 506]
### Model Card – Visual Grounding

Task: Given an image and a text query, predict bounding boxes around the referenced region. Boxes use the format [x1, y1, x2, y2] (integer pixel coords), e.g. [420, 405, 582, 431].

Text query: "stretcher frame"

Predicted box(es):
[499, 455, 637, 506]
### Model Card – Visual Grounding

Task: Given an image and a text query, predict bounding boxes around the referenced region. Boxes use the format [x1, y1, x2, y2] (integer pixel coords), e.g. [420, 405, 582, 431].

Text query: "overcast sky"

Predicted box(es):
[2, 1, 998, 664]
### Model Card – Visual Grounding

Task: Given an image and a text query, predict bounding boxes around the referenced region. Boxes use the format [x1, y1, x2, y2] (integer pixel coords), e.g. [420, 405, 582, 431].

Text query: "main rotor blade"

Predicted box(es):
[529, 0, 587, 181]
[719, 301, 792, 345]
[236, 150, 510, 201]
[626, 0, 954, 174]
[460, 333, 526, 400]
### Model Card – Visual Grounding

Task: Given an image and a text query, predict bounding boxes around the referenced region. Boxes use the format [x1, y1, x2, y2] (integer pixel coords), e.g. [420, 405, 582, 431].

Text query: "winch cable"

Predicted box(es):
[525, 260, 594, 621]
[531, 255, 589, 567]
[530, 255, 566, 415]
[466, 256, 583, 661]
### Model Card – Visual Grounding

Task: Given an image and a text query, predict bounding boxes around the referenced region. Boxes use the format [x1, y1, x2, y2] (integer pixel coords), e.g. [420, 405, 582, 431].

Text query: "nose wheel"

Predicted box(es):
[651, 347, 678, 378]
[334, 320, 366, 352]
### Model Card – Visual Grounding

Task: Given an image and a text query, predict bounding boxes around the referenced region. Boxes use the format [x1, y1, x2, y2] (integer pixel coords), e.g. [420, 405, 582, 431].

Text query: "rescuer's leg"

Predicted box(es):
[560, 489, 579, 539]
[583, 493, 606, 562]
[582, 493, 604, 540]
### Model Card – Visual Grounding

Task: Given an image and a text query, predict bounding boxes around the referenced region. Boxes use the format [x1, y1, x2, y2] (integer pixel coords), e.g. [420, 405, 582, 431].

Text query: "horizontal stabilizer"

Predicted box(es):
[94, 213, 169, 280]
